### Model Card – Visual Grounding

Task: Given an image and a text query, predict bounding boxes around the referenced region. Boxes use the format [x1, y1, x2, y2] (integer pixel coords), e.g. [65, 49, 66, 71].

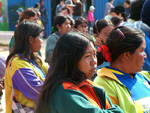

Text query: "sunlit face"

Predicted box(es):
[77, 42, 97, 79]
[98, 25, 114, 44]
[128, 40, 147, 73]
[30, 32, 43, 53]
[59, 19, 71, 34]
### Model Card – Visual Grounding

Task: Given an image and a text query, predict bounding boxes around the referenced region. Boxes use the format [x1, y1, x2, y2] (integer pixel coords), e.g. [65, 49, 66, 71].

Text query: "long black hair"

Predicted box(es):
[35, 30, 94, 113]
[6, 21, 44, 66]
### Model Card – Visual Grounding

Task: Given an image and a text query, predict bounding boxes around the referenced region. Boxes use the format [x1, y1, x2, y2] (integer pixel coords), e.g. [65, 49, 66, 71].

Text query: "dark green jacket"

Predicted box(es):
[49, 80, 124, 113]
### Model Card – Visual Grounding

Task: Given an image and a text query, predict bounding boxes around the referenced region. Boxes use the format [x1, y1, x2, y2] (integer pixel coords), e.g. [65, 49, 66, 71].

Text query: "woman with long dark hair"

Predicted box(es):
[36, 30, 123, 113]
[5, 21, 48, 113]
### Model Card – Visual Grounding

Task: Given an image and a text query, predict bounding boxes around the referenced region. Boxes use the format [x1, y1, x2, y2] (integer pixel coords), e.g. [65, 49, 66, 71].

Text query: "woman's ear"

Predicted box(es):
[29, 36, 34, 44]
[57, 24, 60, 30]
[122, 52, 131, 61]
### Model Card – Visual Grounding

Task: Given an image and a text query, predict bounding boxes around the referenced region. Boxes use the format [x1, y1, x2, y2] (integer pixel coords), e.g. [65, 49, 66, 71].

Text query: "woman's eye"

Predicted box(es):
[85, 55, 90, 58]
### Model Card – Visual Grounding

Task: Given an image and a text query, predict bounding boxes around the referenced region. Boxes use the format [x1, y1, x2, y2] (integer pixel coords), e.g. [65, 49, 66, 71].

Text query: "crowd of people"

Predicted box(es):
[0, 0, 150, 113]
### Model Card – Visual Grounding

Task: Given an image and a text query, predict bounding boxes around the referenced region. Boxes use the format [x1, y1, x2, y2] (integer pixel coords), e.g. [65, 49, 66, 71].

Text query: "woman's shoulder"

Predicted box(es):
[10, 55, 32, 69]
[47, 32, 60, 41]
[138, 71, 150, 81]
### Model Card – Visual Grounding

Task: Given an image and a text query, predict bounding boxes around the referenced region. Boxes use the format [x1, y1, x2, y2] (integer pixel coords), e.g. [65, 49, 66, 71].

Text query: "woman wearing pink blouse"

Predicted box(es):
[88, 6, 95, 32]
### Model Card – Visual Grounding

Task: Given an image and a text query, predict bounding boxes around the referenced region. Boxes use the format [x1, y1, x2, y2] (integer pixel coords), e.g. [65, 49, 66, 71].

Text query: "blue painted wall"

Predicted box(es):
[7, 0, 24, 30]
[25, 0, 51, 36]
[7, 0, 51, 36]
[94, 0, 124, 21]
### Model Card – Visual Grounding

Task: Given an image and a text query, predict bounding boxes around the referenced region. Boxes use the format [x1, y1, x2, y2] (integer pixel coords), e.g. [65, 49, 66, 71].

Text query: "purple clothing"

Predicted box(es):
[87, 11, 94, 23]
[12, 68, 43, 101]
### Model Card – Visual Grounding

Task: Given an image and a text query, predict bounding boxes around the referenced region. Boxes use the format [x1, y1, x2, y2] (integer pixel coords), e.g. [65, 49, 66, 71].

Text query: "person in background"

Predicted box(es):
[120, 0, 150, 71]
[34, 3, 43, 27]
[94, 26, 150, 113]
[74, 16, 96, 42]
[45, 15, 71, 64]
[55, 0, 64, 15]
[110, 16, 123, 27]
[16, 7, 24, 21]
[74, 16, 88, 32]
[5, 21, 48, 113]
[9, 8, 42, 56]
[104, 0, 114, 16]
[93, 19, 114, 48]
[91, 19, 114, 80]
[124, 0, 131, 19]
[34, 3, 40, 11]
[82, 0, 87, 18]
[87, 6, 95, 32]
[65, 0, 75, 18]
[109, 5, 126, 21]
[0, 55, 5, 112]
[40, 0, 48, 39]
[36, 30, 124, 113]
[72, 0, 83, 20]
[58, 6, 71, 16]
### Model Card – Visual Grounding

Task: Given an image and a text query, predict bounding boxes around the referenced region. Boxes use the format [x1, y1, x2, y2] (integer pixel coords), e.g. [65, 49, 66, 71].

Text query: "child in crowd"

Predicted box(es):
[87, 6, 95, 32]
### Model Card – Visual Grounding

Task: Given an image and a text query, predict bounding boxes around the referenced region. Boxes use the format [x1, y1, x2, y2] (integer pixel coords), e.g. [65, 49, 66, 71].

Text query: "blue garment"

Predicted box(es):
[106, 66, 150, 101]
[55, 4, 63, 15]
[30, 59, 45, 79]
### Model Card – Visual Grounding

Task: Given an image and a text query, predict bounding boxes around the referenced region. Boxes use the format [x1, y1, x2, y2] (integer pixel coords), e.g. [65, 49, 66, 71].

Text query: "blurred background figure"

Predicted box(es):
[16, 7, 24, 23]
[110, 16, 123, 27]
[104, 0, 114, 16]
[124, 0, 131, 19]
[106, 5, 126, 21]
[93, 19, 114, 47]
[93, 19, 114, 72]
[65, 0, 75, 18]
[16, 7, 24, 18]
[82, 0, 87, 18]
[45, 15, 71, 64]
[34, 3, 40, 11]
[72, 0, 83, 20]
[34, 3, 43, 26]
[55, 0, 64, 15]
[40, 0, 48, 39]
[74, 16, 88, 32]
[87, 5, 95, 33]
[58, 6, 70, 16]
[34, 3, 41, 12]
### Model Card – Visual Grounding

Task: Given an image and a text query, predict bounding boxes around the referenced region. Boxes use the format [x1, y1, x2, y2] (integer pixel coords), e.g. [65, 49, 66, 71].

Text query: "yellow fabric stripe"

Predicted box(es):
[107, 69, 124, 75]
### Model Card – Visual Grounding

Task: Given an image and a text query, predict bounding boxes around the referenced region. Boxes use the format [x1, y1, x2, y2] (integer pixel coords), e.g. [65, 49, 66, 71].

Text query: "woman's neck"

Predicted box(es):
[110, 61, 135, 79]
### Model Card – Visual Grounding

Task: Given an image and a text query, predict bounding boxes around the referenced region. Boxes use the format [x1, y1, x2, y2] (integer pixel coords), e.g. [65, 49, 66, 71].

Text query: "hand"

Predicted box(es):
[95, 38, 102, 47]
